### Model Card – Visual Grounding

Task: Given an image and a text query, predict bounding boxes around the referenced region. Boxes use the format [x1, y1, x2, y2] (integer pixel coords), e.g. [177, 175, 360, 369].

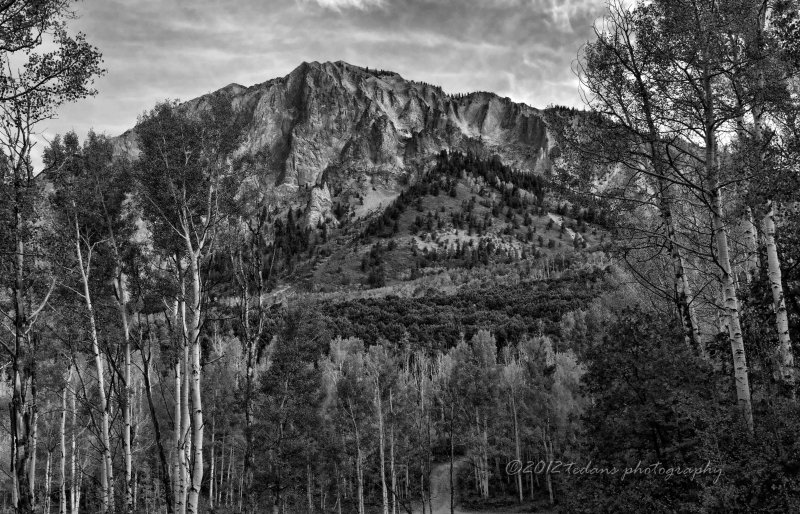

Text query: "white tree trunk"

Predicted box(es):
[703, 61, 754, 432]
[307, 464, 314, 513]
[70, 376, 78, 514]
[60, 366, 71, 514]
[762, 202, 794, 382]
[227, 446, 234, 507]
[512, 397, 522, 503]
[742, 207, 759, 283]
[44, 449, 52, 514]
[749, 9, 793, 384]
[660, 185, 703, 355]
[115, 271, 134, 514]
[186, 250, 205, 514]
[209, 418, 216, 509]
[377, 387, 389, 514]
[74, 221, 114, 512]
[173, 326, 186, 514]
[217, 435, 226, 506]
[389, 392, 397, 514]
[712, 181, 754, 432]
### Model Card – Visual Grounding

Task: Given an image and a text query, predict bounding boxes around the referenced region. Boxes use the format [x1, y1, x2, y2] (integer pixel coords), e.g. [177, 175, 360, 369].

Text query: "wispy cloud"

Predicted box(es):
[308, 0, 385, 11]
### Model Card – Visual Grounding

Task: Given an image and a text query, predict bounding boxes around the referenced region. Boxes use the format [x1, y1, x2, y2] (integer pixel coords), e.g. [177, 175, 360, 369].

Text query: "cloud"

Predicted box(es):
[309, 0, 385, 10]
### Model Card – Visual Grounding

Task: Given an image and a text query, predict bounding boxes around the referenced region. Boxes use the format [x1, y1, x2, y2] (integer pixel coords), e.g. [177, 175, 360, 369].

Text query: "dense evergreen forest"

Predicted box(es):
[1, 0, 800, 513]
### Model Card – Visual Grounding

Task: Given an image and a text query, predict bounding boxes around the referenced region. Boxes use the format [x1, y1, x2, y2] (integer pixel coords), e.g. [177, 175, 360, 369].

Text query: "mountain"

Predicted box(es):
[111, 61, 608, 296]
[114, 61, 553, 226]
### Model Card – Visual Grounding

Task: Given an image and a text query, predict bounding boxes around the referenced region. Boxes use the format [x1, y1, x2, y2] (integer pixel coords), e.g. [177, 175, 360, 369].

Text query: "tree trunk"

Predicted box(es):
[59, 365, 71, 514]
[186, 250, 205, 514]
[389, 392, 397, 514]
[377, 387, 389, 514]
[29, 386, 38, 509]
[180, 292, 191, 502]
[75, 453, 85, 514]
[307, 463, 314, 513]
[173, 328, 186, 514]
[217, 435, 225, 507]
[710, 149, 754, 433]
[227, 446, 234, 507]
[209, 417, 215, 509]
[449, 403, 455, 514]
[748, 8, 794, 385]
[350, 401, 365, 514]
[543, 436, 553, 505]
[512, 397, 522, 503]
[335, 464, 342, 514]
[238, 464, 244, 512]
[115, 271, 134, 514]
[141, 319, 174, 513]
[44, 449, 52, 514]
[660, 189, 703, 356]
[70, 376, 78, 514]
[481, 414, 489, 498]
[742, 207, 759, 282]
[74, 218, 114, 513]
[11, 221, 34, 512]
[762, 201, 794, 382]
[628, 42, 703, 356]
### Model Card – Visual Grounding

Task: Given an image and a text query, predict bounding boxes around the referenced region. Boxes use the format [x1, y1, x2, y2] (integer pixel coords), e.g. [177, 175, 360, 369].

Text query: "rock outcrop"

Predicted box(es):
[306, 182, 338, 228]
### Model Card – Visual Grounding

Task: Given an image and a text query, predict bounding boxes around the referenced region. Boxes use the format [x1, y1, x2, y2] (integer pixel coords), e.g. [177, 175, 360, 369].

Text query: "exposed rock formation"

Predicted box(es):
[306, 182, 338, 228]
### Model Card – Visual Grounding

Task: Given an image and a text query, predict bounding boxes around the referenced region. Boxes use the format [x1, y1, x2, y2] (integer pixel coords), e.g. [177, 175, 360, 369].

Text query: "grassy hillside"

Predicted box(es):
[281, 150, 610, 294]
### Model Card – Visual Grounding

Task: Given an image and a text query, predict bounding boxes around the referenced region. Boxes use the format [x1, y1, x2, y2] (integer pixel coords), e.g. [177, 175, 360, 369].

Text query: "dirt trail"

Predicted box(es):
[414, 457, 471, 514]
[412, 458, 557, 514]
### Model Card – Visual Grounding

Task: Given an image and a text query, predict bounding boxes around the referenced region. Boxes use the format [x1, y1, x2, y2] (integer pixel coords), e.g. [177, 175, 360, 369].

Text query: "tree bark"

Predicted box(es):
[348, 400, 365, 514]
[217, 434, 225, 507]
[389, 391, 397, 514]
[511, 396, 522, 503]
[70, 374, 78, 514]
[74, 215, 114, 512]
[449, 402, 455, 514]
[660, 189, 704, 355]
[140, 318, 174, 513]
[209, 417, 216, 509]
[377, 386, 389, 514]
[543, 435, 553, 505]
[44, 449, 52, 514]
[59, 365, 71, 514]
[113, 269, 134, 514]
[307, 463, 314, 513]
[762, 202, 794, 381]
[173, 307, 186, 514]
[227, 446, 234, 507]
[742, 207, 759, 282]
[749, 4, 794, 385]
[710, 151, 754, 433]
[185, 246, 205, 514]
[10, 191, 35, 513]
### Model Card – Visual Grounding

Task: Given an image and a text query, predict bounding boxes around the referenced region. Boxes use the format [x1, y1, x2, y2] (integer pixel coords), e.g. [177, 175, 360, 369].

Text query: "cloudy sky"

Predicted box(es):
[43, 0, 606, 148]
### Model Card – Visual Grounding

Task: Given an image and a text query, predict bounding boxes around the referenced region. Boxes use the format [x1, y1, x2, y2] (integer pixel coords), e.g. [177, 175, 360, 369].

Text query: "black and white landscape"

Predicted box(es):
[1, 1, 800, 513]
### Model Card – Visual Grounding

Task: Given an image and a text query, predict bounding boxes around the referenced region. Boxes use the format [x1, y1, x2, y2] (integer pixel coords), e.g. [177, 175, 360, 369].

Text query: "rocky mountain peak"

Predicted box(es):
[114, 61, 552, 220]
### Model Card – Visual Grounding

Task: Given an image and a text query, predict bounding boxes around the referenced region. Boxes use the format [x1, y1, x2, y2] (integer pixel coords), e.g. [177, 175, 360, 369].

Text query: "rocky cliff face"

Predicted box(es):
[115, 61, 552, 219]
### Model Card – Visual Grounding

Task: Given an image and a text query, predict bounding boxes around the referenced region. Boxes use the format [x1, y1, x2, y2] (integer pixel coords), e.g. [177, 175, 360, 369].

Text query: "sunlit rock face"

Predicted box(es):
[114, 61, 551, 218]
[306, 182, 338, 229]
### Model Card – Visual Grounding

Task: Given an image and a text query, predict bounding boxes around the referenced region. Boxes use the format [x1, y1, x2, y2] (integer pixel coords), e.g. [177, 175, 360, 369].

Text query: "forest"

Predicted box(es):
[1, 0, 800, 513]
